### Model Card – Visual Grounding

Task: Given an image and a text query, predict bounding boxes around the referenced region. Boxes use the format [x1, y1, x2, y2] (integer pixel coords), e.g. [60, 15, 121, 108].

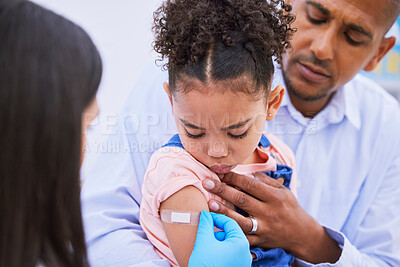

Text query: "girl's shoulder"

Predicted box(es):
[144, 146, 216, 192]
[141, 146, 222, 218]
[147, 146, 203, 175]
[263, 133, 295, 169]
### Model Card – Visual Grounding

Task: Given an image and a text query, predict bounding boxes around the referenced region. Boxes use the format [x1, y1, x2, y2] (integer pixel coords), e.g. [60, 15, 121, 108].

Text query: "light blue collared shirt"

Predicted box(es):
[81, 63, 400, 266]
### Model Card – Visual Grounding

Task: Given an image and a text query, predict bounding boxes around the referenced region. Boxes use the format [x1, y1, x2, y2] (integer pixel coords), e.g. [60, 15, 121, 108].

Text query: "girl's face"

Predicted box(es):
[164, 78, 284, 174]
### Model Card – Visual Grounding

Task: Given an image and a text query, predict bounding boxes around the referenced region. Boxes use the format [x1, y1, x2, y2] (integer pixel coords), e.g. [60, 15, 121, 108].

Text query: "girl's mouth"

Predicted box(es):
[209, 165, 233, 174]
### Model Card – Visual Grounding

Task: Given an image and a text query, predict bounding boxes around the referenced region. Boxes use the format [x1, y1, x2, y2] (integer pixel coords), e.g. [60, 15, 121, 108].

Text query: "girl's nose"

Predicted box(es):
[207, 141, 228, 158]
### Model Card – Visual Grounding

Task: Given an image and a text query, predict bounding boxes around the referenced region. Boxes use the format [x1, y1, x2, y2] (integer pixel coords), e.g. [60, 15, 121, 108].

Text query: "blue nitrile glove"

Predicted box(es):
[189, 211, 252, 267]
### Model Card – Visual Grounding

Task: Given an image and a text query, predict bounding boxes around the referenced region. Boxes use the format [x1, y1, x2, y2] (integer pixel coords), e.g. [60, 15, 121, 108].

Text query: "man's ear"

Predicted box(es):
[163, 82, 173, 106]
[364, 36, 396, 72]
[266, 84, 285, 121]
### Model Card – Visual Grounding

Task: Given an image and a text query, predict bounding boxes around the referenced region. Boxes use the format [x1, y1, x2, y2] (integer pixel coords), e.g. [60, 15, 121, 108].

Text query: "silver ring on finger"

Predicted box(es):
[249, 217, 258, 234]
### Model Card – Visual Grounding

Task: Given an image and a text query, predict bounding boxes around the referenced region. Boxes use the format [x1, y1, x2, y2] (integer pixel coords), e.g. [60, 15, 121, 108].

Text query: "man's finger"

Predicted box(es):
[203, 178, 262, 209]
[219, 172, 280, 200]
[246, 234, 266, 247]
[208, 200, 254, 234]
[253, 172, 283, 188]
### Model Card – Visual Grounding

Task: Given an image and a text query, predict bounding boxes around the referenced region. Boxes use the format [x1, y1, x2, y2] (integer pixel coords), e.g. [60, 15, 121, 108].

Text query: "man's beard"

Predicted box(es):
[282, 69, 333, 101]
[282, 71, 329, 101]
[282, 53, 335, 102]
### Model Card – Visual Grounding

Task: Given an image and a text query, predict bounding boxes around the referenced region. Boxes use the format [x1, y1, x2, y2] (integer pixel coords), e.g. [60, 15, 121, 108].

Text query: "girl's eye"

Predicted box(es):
[185, 129, 205, 139]
[228, 130, 249, 140]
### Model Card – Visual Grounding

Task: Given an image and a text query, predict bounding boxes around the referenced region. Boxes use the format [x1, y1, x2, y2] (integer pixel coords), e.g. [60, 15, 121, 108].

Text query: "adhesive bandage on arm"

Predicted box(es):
[160, 210, 201, 226]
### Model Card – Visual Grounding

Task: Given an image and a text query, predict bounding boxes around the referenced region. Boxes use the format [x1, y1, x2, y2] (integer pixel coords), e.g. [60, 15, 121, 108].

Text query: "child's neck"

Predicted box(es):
[241, 148, 266, 165]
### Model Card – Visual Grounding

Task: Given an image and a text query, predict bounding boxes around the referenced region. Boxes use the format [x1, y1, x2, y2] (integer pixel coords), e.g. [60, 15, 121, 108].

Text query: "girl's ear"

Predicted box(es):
[163, 82, 173, 107]
[266, 84, 285, 121]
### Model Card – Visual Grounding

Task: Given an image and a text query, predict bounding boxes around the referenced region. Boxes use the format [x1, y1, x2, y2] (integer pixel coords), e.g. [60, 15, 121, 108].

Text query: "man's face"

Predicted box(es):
[282, 0, 394, 101]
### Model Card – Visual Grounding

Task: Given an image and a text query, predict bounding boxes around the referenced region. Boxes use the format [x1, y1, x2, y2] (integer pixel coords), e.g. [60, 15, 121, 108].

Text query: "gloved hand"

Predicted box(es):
[189, 211, 252, 267]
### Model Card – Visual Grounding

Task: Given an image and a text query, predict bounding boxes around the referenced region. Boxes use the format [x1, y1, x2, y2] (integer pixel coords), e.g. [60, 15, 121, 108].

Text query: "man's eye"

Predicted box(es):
[307, 13, 325, 25]
[344, 32, 363, 46]
[185, 129, 205, 139]
[228, 130, 249, 140]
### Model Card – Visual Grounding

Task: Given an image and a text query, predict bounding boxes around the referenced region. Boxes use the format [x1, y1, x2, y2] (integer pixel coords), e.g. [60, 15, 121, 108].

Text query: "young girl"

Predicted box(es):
[140, 0, 296, 266]
[0, 1, 101, 266]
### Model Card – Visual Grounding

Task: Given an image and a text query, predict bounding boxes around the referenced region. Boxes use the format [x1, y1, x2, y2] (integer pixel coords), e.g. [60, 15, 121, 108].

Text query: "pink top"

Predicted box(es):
[139, 133, 297, 266]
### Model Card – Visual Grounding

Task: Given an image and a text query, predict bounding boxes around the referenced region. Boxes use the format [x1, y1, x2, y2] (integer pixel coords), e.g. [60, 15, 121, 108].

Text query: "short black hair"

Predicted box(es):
[153, 0, 295, 101]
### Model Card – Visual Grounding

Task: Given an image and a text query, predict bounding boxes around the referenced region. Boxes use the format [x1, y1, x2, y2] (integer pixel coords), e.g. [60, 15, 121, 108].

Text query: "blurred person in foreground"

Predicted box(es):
[0, 0, 101, 266]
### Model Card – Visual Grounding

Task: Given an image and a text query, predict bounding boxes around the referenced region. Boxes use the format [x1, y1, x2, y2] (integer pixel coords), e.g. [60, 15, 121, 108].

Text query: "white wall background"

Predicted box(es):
[31, 0, 164, 177]
[32, 0, 162, 114]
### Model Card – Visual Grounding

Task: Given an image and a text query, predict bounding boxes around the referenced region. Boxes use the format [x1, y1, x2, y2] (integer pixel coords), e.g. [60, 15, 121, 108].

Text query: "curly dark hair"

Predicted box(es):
[153, 0, 295, 99]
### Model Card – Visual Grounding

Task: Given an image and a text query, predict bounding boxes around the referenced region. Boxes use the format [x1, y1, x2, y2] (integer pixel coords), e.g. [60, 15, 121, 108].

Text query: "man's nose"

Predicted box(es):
[310, 27, 335, 60]
[207, 141, 228, 158]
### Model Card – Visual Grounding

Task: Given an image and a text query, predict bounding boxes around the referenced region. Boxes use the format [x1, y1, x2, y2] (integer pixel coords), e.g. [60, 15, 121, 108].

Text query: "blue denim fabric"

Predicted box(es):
[251, 247, 294, 267]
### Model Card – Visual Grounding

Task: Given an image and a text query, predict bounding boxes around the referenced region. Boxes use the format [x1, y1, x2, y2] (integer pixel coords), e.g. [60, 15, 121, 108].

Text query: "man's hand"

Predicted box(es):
[202, 172, 342, 264]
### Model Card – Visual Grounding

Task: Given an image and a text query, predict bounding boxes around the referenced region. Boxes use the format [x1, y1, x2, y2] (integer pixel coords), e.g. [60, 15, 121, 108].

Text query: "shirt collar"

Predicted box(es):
[342, 80, 361, 129]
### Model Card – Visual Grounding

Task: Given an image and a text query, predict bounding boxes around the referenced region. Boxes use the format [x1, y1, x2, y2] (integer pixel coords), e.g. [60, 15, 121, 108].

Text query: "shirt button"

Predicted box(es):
[306, 121, 317, 134]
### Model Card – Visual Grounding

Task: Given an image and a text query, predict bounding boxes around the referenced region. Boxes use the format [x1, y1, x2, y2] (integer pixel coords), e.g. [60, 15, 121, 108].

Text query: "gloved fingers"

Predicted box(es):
[194, 210, 215, 243]
[210, 212, 247, 240]
[214, 230, 226, 241]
